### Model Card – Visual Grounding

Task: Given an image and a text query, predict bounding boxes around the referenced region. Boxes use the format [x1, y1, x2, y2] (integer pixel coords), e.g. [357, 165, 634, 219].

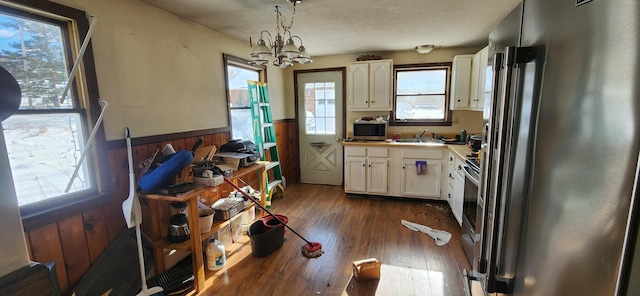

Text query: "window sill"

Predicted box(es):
[20, 191, 114, 232]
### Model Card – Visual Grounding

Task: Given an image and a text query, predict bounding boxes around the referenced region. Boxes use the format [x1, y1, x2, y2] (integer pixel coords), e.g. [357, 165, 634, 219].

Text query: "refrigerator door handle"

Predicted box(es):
[485, 46, 537, 294]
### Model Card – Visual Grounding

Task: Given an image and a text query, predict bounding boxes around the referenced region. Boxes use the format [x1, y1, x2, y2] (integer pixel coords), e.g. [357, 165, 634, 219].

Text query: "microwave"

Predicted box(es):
[353, 120, 388, 141]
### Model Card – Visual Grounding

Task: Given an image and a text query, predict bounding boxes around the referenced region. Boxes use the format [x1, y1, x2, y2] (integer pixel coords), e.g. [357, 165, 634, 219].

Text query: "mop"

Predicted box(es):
[401, 220, 452, 246]
[223, 177, 323, 258]
[122, 128, 164, 296]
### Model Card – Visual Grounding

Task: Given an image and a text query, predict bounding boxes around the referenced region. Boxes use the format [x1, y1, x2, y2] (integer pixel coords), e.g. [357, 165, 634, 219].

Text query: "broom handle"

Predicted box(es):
[223, 176, 314, 247]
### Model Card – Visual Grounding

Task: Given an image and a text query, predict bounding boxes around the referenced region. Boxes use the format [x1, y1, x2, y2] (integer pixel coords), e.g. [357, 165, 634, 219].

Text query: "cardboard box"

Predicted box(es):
[352, 258, 381, 281]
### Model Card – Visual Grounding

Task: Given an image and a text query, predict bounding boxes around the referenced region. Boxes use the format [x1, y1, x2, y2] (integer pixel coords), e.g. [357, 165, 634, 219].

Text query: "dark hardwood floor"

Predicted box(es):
[193, 183, 471, 296]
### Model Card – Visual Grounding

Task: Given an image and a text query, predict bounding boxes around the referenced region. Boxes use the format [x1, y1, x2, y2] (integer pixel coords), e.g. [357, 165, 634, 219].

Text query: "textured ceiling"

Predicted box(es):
[139, 0, 521, 57]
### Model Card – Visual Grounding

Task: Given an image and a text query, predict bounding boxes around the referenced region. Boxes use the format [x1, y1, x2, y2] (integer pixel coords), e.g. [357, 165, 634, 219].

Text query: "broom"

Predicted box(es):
[223, 177, 323, 258]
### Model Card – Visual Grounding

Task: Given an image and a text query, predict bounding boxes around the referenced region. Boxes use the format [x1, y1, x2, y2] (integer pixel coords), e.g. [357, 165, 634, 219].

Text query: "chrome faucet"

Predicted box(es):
[417, 129, 428, 139]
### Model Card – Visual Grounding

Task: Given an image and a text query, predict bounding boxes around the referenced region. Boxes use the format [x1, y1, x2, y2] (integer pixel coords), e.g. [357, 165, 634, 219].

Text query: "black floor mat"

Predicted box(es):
[70, 228, 155, 296]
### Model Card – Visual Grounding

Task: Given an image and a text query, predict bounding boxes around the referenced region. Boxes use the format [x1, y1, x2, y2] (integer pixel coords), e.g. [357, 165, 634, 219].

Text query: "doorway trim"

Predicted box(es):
[293, 67, 347, 183]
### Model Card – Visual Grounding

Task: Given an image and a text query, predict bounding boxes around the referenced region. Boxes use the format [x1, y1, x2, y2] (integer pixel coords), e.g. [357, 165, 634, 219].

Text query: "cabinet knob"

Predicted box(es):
[449, 157, 453, 161]
[448, 193, 451, 199]
[362, 163, 365, 167]
[458, 165, 462, 170]
[449, 173, 452, 178]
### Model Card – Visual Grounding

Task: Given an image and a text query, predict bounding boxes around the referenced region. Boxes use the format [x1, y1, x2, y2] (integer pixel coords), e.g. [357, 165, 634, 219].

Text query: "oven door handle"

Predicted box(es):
[463, 165, 480, 186]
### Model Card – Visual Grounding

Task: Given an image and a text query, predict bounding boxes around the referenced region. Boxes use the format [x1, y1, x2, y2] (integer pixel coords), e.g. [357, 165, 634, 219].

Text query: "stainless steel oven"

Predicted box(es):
[461, 157, 480, 264]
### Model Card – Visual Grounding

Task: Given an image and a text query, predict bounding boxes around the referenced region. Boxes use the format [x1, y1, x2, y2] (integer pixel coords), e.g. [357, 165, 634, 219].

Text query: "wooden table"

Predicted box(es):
[140, 162, 267, 294]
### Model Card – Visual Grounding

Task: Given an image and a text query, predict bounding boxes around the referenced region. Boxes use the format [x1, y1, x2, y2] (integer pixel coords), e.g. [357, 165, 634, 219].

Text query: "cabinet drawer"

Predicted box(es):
[345, 146, 366, 157]
[367, 147, 388, 158]
[454, 157, 465, 175]
[402, 149, 443, 159]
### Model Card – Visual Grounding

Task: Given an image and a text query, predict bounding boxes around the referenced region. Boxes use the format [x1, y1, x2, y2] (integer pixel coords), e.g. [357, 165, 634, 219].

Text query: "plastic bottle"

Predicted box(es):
[206, 238, 226, 271]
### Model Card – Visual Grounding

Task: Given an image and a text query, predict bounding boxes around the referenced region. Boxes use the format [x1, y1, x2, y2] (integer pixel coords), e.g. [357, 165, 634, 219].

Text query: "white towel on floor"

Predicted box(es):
[401, 220, 452, 246]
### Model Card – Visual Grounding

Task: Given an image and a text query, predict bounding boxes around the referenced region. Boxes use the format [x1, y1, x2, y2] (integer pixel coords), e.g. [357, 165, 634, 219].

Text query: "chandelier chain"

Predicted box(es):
[278, 1, 296, 31]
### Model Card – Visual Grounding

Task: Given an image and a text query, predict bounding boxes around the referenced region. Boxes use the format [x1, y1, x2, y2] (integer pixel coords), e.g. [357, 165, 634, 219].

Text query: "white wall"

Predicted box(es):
[283, 47, 485, 137]
[51, 0, 286, 140]
[0, 124, 30, 277]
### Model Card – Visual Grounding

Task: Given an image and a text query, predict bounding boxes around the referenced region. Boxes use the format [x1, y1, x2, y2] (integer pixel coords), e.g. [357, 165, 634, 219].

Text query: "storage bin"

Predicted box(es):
[212, 197, 243, 221]
[247, 220, 284, 258]
[199, 208, 214, 233]
[260, 214, 288, 232]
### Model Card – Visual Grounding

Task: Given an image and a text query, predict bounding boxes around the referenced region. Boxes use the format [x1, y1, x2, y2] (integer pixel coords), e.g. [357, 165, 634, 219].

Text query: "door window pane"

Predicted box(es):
[304, 82, 335, 135]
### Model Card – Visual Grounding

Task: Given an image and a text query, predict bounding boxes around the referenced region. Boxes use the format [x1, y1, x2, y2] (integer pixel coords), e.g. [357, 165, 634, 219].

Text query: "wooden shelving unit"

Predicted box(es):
[140, 162, 267, 295]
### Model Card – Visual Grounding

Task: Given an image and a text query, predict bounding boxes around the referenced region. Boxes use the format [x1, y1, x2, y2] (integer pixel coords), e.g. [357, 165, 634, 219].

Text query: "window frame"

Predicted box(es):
[222, 54, 266, 140]
[1, 1, 111, 230]
[390, 62, 453, 126]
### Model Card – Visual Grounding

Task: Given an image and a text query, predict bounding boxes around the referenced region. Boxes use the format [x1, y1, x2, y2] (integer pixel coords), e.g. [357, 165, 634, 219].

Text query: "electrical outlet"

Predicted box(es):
[453, 116, 460, 125]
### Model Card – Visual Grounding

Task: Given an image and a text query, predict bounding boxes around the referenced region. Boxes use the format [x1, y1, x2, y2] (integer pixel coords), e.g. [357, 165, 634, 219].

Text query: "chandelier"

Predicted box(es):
[249, 1, 312, 68]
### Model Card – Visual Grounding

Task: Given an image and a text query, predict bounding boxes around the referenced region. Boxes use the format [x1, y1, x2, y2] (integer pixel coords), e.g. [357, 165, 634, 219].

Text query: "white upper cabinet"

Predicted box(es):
[347, 60, 392, 111]
[450, 54, 473, 110]
[470, 46, 489, 111]
[450, 46, 489, 111]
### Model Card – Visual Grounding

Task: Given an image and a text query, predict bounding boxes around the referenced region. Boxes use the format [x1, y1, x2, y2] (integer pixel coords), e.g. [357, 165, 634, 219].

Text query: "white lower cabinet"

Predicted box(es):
[344, 146, 388, 194]
[345, 157, 366, 192]
[446, 152, 465, 226]
[344, 145, 446, 200]
[400, 159, 442, 198]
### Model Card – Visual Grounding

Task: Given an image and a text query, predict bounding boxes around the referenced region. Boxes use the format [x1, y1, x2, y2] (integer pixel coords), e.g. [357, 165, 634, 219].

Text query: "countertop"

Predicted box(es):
[342, 139, 477, 161]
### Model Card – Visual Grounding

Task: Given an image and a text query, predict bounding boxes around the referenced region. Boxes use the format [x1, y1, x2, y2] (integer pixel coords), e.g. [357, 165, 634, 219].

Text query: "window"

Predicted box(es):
[223, 54, 265, 140]
[392, 63, 452, 125]
[0, 2, 109, 223]
[304, 82, 336, 135]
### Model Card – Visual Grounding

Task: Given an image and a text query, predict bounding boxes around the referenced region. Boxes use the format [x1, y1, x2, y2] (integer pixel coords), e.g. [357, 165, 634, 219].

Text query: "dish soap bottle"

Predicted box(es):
[460, 129, 467, 143]
[206, 238, 226, 271]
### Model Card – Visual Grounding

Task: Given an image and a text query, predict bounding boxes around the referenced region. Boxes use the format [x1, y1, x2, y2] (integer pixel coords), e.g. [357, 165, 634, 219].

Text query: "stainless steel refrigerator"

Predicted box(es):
[472, 0, 640, 295]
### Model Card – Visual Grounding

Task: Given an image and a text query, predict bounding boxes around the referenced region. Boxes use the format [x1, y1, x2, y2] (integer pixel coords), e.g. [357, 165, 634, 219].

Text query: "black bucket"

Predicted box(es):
[247, 219, 285, 258]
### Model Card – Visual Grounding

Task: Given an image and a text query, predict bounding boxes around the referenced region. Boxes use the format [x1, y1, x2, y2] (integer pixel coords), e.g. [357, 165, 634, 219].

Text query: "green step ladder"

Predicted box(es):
[247, 80, 285, 209]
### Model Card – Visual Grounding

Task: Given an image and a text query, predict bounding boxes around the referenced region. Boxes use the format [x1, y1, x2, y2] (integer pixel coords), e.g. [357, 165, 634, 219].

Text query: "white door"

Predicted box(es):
[297, 71, 344, 185]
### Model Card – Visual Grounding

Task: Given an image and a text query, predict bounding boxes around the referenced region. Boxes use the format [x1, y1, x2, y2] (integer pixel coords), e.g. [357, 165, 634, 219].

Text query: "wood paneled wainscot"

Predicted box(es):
[22, 119, 298, 295]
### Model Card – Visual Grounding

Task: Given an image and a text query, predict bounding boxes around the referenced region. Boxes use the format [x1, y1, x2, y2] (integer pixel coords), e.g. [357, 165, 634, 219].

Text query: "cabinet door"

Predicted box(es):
[348, 63, 369, 110]
[470, 46, 489, 110]
[345, 157, 366, 192]
[400, 160, 442, 198]
[451, 170, 464, 226]
[367, 158, 388, 194]
[450, 54, 473, 110]
[476, 46, 490, 111]
[368, 60, 392, 110]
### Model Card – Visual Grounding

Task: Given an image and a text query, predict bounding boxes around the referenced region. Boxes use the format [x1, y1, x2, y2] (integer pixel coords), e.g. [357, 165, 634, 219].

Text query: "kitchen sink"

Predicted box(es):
[395, 138, 442, 144]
